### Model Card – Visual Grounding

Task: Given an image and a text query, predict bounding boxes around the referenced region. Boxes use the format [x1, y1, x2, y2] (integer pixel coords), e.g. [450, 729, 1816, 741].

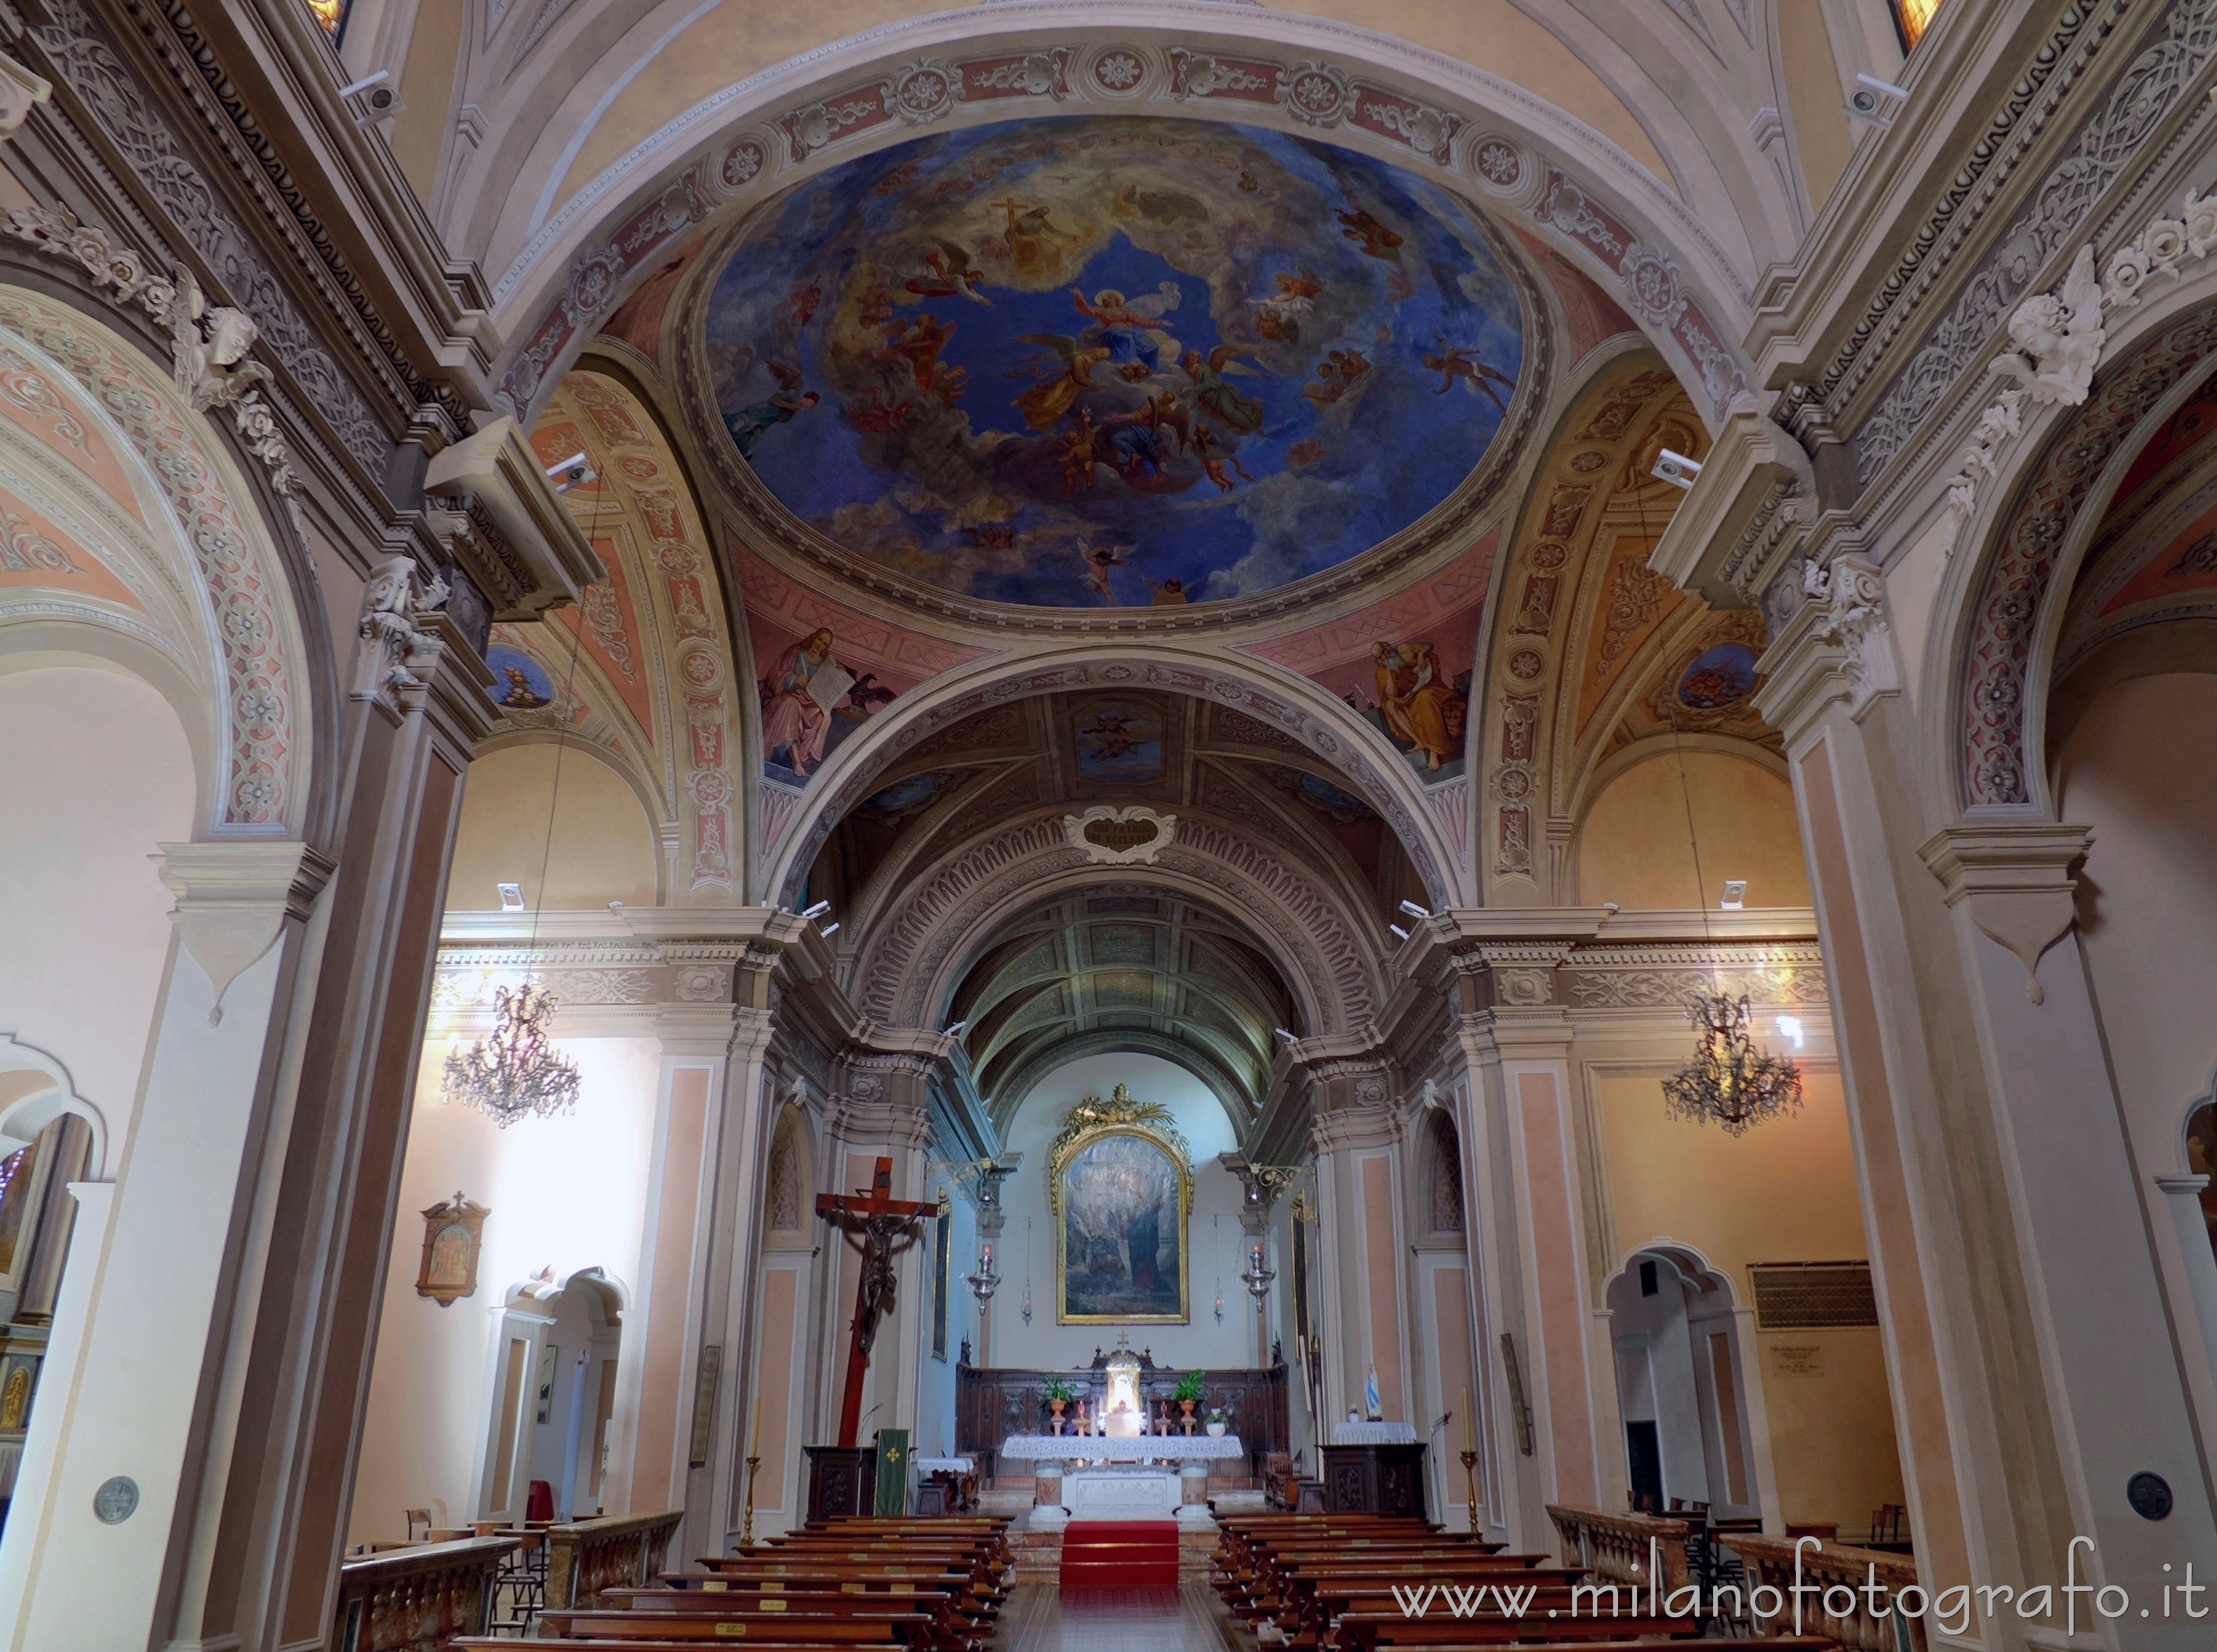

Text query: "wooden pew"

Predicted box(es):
[533, 1603, 932, 1646]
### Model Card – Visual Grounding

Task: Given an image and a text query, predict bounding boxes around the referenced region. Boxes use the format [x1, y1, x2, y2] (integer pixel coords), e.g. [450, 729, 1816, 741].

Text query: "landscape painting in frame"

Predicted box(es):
[701, 116, 1525, 607]
[1057, 1130, 1188, 1324]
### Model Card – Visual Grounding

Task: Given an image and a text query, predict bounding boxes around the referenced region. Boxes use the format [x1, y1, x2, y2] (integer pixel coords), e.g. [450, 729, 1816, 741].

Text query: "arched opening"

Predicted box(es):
[1603, 1249, 1757, 1523]
[479, 1268, 626, 1524]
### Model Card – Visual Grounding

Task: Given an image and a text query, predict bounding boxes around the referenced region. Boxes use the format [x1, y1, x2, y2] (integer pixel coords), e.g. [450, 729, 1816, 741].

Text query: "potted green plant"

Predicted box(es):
[1205, 1406, 1228, 1439]
[1173, 1370, 1205, 1431]
[1043, 1377, 1073, 1433]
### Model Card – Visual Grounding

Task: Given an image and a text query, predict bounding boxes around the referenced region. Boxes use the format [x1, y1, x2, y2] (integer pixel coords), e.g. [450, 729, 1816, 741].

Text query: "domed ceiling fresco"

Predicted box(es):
[701, 117, 1525, 608]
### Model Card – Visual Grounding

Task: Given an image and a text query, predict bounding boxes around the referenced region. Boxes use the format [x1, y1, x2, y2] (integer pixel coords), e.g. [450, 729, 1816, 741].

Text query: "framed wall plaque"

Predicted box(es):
[416, 1191, 489, 1307]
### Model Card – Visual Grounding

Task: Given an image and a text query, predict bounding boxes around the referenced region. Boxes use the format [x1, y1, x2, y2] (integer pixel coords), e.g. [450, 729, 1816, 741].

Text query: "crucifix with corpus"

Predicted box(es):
[815, 1157, 939, 1448]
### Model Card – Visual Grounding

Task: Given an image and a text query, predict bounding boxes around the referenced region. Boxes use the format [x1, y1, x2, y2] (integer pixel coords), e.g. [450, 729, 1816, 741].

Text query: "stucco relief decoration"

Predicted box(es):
[721, 139, 766, 192]
[499, 167, 715, 416]
[1530, 171, 1745, 410]
[1852, 0, 2217, 485]
[1471, 137, 1523, 194]
[1091, 49, 1147, 97]
[0, 288, 295, 826]
[355, 556, 450, 710]
[886, 59, 960, 126]
[1064, 804, 1178, 865]
[1963, 302, 2217, 805]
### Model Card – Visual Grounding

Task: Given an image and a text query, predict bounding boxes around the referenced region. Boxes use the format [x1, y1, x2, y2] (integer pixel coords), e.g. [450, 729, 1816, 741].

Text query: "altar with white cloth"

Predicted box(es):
[1001, 1433, 1244, 1528]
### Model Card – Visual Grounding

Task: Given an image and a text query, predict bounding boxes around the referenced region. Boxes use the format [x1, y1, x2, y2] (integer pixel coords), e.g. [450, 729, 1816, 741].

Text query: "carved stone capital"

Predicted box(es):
[1310, 1106, 1402, 1156]
[1470, 941, 1576, 1008]
[353, 556, 453, 712]
[1752, 553, 1899, 739]
[1918, 821, 2091, 1006]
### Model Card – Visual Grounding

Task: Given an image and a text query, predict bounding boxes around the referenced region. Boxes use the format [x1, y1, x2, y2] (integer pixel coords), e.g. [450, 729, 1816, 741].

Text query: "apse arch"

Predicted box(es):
[482, 13, 1757, 430]
[764, 643, 1465, 909]
[0, 284, 316, 839]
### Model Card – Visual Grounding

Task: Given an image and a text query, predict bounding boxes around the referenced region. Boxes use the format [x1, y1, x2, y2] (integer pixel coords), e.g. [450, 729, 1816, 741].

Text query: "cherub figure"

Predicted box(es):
[1988, 245, 2105, 407]
[1081, 542, 1134, 602]
[1423, 347, 1515, 412]
[167, 268, 270, 413]
[905, 239, 993, 306]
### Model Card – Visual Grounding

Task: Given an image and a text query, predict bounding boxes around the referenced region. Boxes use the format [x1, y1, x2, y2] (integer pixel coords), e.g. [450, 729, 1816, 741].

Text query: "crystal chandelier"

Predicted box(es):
[443, 981, 581, 1126]
[1662, 987, 1802, 1136]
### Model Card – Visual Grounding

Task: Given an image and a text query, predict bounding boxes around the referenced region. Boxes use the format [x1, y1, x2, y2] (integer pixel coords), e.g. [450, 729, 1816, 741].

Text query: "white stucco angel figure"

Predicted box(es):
[1988, 245, 2105, 407]
[166, 266, 272, 413]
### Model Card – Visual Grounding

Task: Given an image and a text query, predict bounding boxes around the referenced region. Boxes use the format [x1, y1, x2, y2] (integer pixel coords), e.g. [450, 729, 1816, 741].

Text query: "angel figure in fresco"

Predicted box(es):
[1337, 208, 1404, 262]
[1190, 423, 1254, 493]
[724, 390, 819, 458]
[1372, 639, 1466, 772]
[1180, 346, 1267, 435]
[994, 196, 1082, 278]
[886, 313, 959, 391]
[760, 628, 855, 777]
[1144, 576, 1189, 606]
[1423, 347, 1515, 412]
[1081, 543, 1134, 602]
[1078, 708, 1144, 761]
[1012, 336, 1113, 431]
[1069, 283, 1182, 380]
[496, 665, 549, 710]
[905, 239, 994, 305]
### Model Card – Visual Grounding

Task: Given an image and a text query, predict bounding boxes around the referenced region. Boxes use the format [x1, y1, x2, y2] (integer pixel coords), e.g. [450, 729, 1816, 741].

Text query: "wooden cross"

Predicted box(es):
[815, 1157, 937, 1448]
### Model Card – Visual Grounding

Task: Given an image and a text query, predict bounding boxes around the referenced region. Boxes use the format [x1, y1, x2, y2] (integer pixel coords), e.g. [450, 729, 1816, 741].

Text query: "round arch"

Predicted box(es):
[479, 13, 1757, 431]
[1932, 252, 2217, 821]
[852, 816, 1378, 1037]
[765, 642, 1467, 908]
[0, 284, 315, 838]
[0, 1033, 109, 1182]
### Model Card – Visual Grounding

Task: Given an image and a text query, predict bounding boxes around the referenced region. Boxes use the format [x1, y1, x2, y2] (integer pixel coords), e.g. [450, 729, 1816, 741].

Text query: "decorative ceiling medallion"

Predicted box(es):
[1065, 804, 1177, 865]
[690, 115, 1534, 612]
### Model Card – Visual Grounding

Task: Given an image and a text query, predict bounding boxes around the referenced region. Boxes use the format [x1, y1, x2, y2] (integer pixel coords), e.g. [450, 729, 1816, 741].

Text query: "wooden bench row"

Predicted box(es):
[454, 1516, 1013, 1652]
[1210, 1511, 1844, 1652]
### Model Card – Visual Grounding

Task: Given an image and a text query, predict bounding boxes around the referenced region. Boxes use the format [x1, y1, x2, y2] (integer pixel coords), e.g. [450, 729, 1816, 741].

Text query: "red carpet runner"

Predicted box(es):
[1059, 1518, 1180, 1589]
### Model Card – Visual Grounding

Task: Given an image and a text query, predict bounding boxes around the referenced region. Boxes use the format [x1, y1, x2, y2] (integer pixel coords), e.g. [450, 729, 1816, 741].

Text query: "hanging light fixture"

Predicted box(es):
[1021, 1217, 1034, 1325]
[1662, 988, 1801, 1135]
[443, 982, 581, 1126]
[1213, 1213, 1225, 1324]
[445, 440, 607, 1127]
[1636, 440, 1803, 1137]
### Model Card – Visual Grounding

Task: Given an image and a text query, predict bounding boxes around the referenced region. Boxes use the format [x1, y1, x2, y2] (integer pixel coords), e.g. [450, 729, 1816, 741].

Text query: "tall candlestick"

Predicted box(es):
[1462, 1385, 1474, 1451]
[749, 1394, 763, 1457]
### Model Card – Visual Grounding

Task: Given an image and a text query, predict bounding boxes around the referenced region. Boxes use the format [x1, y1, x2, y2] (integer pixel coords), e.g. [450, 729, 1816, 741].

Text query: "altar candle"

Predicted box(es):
[1462, 1386, 1473, 1451]
[749, 1394, 763, 1457]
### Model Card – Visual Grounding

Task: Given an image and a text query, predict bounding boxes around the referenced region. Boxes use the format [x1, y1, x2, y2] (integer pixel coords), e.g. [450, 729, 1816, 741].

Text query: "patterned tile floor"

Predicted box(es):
[994, 1578, 1251, 1651]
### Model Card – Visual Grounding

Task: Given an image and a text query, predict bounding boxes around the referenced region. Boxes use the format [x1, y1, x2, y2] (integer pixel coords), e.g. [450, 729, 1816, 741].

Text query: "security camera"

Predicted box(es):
[1846, 72, 1908, 128]
[340, 70, 404, 125]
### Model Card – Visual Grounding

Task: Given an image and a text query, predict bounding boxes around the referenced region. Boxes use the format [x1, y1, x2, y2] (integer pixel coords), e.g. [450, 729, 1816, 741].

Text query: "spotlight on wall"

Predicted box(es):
[498, 882, 525, 914]
[1721, 880, 1747, 911]
[801, 900, 832, 921]
[1776, 1016, 1805, 1050]
[944, 1019, 969, 1039]
[818, 921, 839, 937]
[1398, 900, 1431, 920]
[1652, 449, 1703, 489]
[1388, 924, 1411, 941]
[1846, 72, 1908, 128]
[1272, 1027, 1299, 1046]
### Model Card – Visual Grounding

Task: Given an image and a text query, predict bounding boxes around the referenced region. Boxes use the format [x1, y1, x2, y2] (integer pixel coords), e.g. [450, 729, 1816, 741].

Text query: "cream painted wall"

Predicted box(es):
[1574, 748, 1812, 910]
[988, 1053, 1253, 1375]
[2058, 672, 2217, 1140]
[1882, 513, 1952, 719]
[0, 667, 196, 1131]
[1776, 0, 1852, 210]
[391, 0, 464, 202]
[552, 0, 1674, 204]
[347, 1035, 663, 1544]
[1591, 1066, 1904, 1533]
[447, 742, 661, 912]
